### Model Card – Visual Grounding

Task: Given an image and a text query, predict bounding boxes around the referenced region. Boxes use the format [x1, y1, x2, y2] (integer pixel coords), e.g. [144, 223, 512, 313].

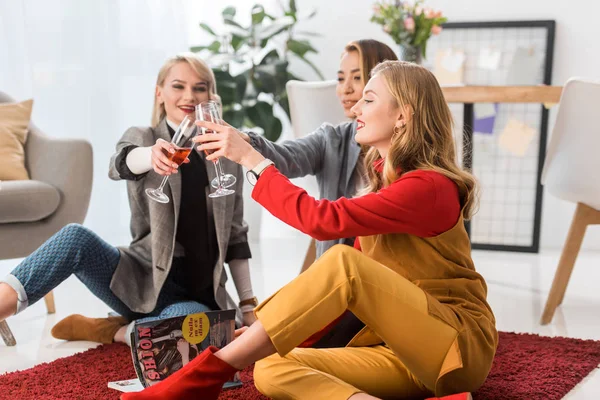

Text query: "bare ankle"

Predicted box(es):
[0, 283, 18, 321]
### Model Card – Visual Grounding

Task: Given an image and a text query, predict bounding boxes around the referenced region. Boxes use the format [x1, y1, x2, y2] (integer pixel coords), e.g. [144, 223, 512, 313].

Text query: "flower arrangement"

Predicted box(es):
[370, 0, 447, 63]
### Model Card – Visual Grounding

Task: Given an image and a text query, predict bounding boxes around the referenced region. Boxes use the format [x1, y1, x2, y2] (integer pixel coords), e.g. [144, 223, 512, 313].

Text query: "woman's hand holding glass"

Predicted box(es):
[150, 138, 190, 176]
[193, 120, 266, 171]
[145, 116, 197, 203]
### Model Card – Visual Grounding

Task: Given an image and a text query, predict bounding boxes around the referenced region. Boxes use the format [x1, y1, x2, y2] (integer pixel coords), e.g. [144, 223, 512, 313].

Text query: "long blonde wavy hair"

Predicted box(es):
[362, 60, 479, 220]
[151, 54, 218, 127]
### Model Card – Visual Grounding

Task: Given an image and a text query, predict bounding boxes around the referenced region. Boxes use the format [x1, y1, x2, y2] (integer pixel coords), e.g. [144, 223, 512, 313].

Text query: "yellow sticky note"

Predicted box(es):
[498, 119, 536, 157]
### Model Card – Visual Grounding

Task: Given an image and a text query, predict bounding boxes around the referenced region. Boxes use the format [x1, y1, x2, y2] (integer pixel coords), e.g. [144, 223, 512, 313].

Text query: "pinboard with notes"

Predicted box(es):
[424, 21, 556, 253]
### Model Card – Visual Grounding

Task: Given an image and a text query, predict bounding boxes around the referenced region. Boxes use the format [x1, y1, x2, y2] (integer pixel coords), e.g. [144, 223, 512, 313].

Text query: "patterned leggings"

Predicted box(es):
[2, 224, 211, 323]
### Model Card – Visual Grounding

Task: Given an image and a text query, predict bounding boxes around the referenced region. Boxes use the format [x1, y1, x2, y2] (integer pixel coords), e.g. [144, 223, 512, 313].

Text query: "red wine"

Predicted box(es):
[162, 147, 192, 166]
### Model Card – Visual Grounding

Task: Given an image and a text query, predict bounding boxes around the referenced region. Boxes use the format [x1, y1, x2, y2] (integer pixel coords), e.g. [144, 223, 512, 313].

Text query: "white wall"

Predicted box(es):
[285, 0, 600, 250]
[3, 0, 599, 250]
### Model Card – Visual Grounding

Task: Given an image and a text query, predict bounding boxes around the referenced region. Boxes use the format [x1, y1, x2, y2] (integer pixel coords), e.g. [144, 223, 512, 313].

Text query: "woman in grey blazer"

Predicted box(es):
[0, 54, 257, 345]
[245, 39, 397, 260]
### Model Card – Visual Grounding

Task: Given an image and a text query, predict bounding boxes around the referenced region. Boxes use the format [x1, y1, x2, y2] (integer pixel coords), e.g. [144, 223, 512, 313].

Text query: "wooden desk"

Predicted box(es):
[440, 85, 563, 252]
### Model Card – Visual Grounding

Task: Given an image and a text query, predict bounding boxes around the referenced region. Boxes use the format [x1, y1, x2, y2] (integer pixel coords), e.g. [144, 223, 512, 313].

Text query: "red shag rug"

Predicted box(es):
[1, 331, 600, 400]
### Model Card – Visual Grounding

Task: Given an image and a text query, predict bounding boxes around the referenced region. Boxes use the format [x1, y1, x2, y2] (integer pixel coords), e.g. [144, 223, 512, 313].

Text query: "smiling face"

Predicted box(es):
[336, 50, 365, 119]
[351, 73, 406, 157]
[155, 61, 210, 126]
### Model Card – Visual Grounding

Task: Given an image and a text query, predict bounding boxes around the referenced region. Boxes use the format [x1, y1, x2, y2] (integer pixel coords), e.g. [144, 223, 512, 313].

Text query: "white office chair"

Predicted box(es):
[540, 78, 600, 324]
[285, 80, 349, 272]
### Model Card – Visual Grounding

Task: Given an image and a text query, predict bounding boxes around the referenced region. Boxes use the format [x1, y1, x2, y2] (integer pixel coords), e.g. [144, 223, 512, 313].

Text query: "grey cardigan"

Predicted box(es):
[108, 119, 249, 320]
[248, 120, 360, 258]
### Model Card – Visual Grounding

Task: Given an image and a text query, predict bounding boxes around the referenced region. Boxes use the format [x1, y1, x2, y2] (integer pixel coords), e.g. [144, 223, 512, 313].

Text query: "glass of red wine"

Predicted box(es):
[145, 116, 197, 203]
[196, 101, 235, 198]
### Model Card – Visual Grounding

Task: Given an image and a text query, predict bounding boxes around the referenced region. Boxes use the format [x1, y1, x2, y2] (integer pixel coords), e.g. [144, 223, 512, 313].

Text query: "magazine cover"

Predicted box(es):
[130, 309, 237, 388]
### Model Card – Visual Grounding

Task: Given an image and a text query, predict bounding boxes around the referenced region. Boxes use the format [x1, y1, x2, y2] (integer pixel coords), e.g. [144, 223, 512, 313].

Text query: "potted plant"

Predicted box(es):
[370, 0, 446, 64]
[191, 0, 323, 142]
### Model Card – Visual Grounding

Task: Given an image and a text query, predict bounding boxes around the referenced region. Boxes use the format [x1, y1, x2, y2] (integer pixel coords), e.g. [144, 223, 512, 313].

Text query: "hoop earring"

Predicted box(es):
[392, 125, 401, 139]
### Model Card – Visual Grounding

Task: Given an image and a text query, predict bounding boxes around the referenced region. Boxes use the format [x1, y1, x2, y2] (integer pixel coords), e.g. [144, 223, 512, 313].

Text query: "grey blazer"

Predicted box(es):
[108, 119, 249, 320]
[248, 120, 360, 258]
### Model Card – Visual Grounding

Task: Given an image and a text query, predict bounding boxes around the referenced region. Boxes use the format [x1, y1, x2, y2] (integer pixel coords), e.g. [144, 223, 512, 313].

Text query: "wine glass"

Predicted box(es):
[196, 101, 235, 198]
[196, 102, 237, 190]
[145, 116, 197, 203]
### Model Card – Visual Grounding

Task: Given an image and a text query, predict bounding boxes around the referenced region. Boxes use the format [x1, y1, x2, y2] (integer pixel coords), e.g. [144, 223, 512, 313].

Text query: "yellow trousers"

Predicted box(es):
[253, 245, 480, 400]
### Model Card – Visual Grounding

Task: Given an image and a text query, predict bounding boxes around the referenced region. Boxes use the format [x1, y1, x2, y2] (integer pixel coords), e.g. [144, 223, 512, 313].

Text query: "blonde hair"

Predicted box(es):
[343, 39, 398, 86]
[362, 60, 479, 220]
[151, 54, 217, 127]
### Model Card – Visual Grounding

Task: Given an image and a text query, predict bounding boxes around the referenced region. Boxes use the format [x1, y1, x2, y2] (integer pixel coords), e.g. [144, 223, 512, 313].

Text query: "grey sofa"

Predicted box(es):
[0, 90, 93, 346]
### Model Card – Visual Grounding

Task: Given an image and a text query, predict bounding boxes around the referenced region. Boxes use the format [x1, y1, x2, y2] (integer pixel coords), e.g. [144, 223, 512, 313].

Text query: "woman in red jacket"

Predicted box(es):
[123, 61, 497, 400]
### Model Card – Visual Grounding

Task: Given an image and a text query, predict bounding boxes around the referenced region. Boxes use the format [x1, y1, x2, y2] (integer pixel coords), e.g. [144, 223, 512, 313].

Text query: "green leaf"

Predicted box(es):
[234, 73, 247, 102]
[223, 18, 246, 32]
[257, 49, 281, 65]
[190, 45, 209, 53]
[246, 101, 282, 142]
[223, 108, 245, 129]
[207, 40, 221, 53]
[287, 39, 316, 57]
[253, 59, 288, 96]
[199, 23, 217, 37]
[253, 68, 278, 95]
[222, 6, 236, 19]
[265, 115, 283, 142]
[256, 16, 295, 41]
[277, 91, 290, 120]
[251, 5, 266, 25]
[231, 34, 247, 51]
[212, 70, 237, 105]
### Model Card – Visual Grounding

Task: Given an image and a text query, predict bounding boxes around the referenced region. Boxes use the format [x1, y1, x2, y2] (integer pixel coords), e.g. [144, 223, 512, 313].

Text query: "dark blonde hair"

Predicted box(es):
[363, 60, 479, 220]
[343, 39, 398, 85]
[151, 54, 217, 127]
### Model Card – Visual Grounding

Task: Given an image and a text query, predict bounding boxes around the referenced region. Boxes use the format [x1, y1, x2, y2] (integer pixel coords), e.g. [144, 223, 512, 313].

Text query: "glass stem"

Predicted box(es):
[157, 175, 169, 192]
[216, 159, 226, 178]
[213, 162, 222, 188]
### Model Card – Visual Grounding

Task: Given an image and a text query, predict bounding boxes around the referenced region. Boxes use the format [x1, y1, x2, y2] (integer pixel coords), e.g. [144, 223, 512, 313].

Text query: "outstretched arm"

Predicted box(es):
[194, 119, 459, 240]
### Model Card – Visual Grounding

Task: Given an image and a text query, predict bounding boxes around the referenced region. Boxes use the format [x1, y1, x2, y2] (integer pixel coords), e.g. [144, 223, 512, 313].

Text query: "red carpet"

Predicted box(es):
[1, 331, 600, 399]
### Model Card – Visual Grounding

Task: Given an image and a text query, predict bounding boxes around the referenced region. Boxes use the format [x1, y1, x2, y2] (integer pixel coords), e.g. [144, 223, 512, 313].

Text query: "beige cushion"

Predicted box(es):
[0, 99, 33, 180]
[0, 180, 60, 223]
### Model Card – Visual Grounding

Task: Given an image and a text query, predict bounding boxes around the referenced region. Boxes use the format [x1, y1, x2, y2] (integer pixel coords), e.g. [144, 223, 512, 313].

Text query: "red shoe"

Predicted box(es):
[425, 393, 472, 400]
[121, 346, 237, 400]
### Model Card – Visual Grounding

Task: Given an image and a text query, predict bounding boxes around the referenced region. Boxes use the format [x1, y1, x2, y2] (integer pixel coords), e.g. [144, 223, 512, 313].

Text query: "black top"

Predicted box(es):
[115, 123, 251, 309]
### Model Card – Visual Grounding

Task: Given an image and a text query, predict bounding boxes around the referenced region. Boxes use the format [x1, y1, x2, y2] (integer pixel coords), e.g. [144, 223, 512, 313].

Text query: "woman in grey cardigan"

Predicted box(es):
[0, 54, 257, 345]
[245, 39, 398, 259]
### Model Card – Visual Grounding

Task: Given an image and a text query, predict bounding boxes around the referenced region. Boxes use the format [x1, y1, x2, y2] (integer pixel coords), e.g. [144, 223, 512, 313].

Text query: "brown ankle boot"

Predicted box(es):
[51, 314, 128, 344]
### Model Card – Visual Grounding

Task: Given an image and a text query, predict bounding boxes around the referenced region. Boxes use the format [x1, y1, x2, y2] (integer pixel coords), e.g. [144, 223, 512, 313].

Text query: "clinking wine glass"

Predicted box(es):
[196, 101, 235, 198]
[145, 116, 197, 203]
[196, 102, 237, 190]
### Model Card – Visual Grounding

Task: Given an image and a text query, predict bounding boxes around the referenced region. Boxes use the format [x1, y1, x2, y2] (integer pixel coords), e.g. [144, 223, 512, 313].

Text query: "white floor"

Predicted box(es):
[2, 236, 600, 398]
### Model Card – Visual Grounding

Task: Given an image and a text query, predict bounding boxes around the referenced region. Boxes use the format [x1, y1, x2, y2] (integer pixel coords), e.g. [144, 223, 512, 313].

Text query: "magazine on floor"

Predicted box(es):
[109, 309, 242, 391]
